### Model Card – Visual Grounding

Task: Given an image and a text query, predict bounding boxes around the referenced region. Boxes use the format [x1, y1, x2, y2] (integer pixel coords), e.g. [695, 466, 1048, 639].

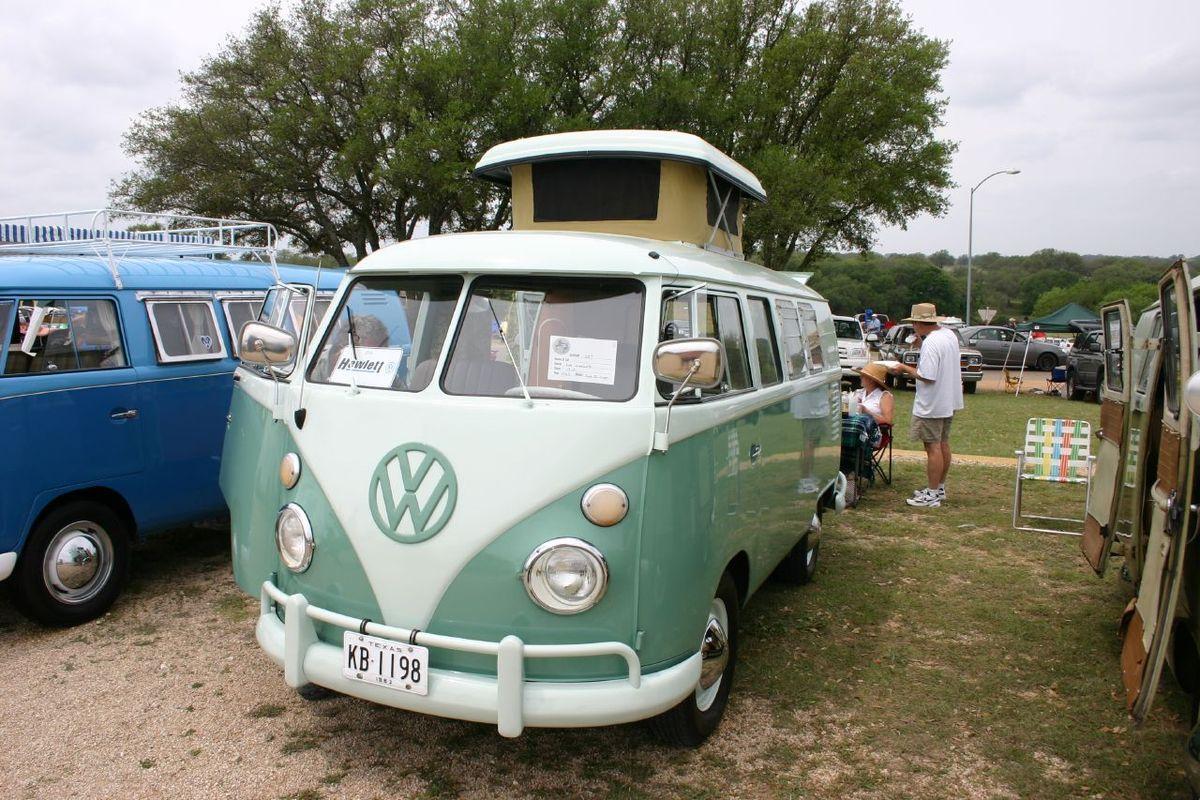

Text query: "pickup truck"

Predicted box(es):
[879, 323, 984, 394]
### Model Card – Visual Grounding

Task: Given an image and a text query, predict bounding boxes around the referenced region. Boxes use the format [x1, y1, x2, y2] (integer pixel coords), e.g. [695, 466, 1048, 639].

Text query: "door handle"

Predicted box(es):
[110, 409, 139, 420]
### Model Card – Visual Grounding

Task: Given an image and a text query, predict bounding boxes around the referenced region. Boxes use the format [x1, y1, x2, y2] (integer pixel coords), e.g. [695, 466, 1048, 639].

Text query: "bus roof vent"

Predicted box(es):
[0, 208, 280, 288]
[473, 130, 765, 259]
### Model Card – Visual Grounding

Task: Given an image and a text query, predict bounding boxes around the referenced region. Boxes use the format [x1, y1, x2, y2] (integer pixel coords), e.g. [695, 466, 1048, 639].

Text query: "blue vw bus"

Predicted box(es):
[0, 209, 341, 625]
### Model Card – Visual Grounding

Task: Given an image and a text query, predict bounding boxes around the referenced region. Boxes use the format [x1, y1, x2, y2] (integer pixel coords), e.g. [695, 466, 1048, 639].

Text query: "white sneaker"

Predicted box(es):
[935, 487, 946, 502]
[906, 489, 941, 508]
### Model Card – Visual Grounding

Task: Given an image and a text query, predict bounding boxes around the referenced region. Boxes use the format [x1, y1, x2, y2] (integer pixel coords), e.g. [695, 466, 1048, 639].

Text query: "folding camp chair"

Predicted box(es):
[1045, 366, 1067, 396]
[872, 423, 893, 485]
[1012, 417, 1095, 536]
[1002, 368, 1021, 393]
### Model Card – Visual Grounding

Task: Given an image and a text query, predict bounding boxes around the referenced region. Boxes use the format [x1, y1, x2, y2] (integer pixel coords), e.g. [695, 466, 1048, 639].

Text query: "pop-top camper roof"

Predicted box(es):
[473, 130, 765, 258]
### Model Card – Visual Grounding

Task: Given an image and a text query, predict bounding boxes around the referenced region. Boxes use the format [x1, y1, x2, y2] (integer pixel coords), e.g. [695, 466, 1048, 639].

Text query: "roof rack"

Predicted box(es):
[0, 208, 280, 288]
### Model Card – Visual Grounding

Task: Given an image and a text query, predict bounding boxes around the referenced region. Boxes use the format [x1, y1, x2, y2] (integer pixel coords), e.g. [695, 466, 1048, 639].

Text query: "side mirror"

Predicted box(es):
[653, 338, 724, 389]
[1185, 371, 1200, 417]
[865, 333, 879, 343]
[904, 334, 917, 345]
[239, 321, 297, 368]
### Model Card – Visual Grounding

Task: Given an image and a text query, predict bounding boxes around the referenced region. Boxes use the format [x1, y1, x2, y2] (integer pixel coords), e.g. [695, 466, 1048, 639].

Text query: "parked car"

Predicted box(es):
[1079, 260, 1200, 796]
[1066, 328, 1104, 401]
[0, 209, 340, 625]
[960, 325, 1064, 370]
[833, 315, 870, 383]
[224, 130, 849, 746]
[879, 322, 983, 393]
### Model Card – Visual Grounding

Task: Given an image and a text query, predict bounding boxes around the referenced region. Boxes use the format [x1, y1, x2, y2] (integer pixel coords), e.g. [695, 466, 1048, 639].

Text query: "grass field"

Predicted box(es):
[890, 388, 1101, 459]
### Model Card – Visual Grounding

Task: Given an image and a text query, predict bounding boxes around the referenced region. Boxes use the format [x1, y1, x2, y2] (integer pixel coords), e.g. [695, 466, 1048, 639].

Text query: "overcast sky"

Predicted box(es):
[0, 0, 1195, 258]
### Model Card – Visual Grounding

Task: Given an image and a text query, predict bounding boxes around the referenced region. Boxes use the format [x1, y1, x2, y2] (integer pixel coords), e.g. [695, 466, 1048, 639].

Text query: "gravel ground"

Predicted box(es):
[0, 474, 1189, 800]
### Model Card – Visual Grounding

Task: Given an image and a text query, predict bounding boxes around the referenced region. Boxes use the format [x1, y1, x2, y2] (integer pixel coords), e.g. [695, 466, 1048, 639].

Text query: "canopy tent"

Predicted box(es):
[1016, 302, 1098, 333]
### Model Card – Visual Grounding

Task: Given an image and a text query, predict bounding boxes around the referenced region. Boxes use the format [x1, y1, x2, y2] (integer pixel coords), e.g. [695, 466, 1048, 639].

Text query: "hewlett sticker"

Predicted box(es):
[328, 346, 404, 388]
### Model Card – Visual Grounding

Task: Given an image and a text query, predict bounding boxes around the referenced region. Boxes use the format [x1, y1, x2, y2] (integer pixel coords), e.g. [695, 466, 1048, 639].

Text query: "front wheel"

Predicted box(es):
[9, 501, 131, 626]
[650, 572, 739, 746]
[774, 532, 820, 585]
[1067, 371, 1083, 401]
[964, 380, 978, 394]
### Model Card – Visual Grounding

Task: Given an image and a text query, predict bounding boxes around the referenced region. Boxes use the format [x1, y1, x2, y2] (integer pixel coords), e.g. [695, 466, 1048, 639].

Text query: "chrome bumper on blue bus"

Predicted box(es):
[257, 580, 701, 737]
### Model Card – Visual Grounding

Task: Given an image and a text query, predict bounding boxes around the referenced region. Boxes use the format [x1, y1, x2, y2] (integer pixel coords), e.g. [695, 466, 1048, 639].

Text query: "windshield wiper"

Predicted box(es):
[486, 299, 532, 406]
[345, 306, 359, 360]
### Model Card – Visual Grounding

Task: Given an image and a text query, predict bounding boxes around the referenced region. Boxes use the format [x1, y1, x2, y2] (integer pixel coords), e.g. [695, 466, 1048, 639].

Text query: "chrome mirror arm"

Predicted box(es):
[653, 359, 700, 453]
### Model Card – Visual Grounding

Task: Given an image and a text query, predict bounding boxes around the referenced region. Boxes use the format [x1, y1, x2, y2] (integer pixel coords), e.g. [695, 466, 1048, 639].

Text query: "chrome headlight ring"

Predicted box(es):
[522, 537, 608, 615]
[275, 503, 314, 573]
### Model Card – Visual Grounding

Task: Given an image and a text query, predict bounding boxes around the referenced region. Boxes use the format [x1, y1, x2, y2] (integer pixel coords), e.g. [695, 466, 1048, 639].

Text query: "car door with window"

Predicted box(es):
[1122, 261, 1193, 723]
[0, 297, 143, 554]
[1081, 302, 1132, 575]
[137, 297, 233, 529]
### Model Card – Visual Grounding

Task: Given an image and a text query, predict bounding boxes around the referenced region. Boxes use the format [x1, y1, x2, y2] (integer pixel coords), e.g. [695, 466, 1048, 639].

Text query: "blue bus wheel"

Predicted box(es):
[10, 500, 130, 627]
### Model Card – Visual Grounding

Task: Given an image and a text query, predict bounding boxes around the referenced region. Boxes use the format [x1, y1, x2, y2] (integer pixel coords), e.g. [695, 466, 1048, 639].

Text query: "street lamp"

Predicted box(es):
[965, 168, 1021, 323]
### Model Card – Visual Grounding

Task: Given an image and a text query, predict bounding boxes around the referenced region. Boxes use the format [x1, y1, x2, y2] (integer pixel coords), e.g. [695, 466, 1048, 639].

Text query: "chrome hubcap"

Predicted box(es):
[695, 598, 729, 711]
[43, 522, 113, 604]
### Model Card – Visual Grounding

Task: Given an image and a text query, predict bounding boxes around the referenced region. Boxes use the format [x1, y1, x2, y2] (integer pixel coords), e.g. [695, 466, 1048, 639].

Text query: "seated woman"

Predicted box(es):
[840, 363, 894, 489]
[854, 362, 894, 428]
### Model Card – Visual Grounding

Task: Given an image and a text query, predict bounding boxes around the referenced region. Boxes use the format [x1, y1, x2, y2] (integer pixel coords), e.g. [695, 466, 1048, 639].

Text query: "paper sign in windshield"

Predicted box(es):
[328, 346, 403, 388]
[547, 336, 618, 385]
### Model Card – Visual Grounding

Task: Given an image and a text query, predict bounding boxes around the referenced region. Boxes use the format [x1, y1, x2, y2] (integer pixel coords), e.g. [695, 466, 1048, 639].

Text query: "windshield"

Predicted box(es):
[442, 277, 644, 401]
[309, 276, 462, 391]
[834, 319, 862, 340]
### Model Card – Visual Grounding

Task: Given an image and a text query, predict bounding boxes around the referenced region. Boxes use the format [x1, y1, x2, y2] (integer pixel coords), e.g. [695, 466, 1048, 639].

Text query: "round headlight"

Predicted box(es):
[581, 483, 628, 527]
[275, 503, 314, 573]
[280, 452, 301, 490]
[522, 538, 608, 614]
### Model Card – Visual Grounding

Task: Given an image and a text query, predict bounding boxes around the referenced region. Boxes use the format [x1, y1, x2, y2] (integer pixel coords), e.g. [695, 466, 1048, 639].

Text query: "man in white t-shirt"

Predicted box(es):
[887, 303, 963, 508]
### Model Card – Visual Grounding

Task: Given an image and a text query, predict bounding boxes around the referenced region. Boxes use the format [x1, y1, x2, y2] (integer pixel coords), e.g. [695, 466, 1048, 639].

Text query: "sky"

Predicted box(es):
[0, 0, 1196, 258]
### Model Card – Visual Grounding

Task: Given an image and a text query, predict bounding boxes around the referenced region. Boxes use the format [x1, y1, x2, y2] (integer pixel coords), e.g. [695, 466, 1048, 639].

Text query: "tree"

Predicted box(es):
[116, 0, 954, 269]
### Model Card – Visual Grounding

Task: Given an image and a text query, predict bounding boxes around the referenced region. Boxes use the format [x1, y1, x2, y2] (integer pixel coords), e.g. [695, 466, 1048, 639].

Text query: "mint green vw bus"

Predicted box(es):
[222, 131, 846, 744]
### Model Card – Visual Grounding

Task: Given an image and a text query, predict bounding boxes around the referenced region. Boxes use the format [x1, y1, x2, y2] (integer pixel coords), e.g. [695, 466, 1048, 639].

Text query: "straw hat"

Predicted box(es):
[856, 362, 889, 385]
[901, 302, 944, 324]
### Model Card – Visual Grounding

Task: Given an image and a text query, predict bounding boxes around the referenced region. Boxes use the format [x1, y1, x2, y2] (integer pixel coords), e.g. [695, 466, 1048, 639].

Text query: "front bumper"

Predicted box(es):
[962, 368, 983, 383]
[257, 580, 701, 737]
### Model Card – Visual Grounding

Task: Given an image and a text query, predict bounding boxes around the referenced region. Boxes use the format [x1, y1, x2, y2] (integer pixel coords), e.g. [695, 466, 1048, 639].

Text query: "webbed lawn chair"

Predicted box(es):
[1012, 417, 1095, 536]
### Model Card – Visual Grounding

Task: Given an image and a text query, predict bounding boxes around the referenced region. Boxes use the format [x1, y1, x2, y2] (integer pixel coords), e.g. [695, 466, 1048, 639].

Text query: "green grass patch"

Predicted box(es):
[250, 703, 286, 719]
[891, 387, 1101, 458]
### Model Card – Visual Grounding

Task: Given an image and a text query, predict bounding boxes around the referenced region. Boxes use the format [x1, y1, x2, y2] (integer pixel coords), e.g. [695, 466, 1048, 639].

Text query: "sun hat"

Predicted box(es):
[855, 362, 889, 385]
[901, 302, 944, 324]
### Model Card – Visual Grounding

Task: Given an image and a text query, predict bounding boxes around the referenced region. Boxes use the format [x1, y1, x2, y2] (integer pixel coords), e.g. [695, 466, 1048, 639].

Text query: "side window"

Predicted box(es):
[797, 303, 824, 371]
[4, 298, 127, 375]
[972, 329, 998, 343]
[146, 300, 227, 362]
[0, 301, 12, 367]
[658, 289, 752, 396]
[711, 295, 751, 391]
[1161, 284, 1180, 416]
[221, 298, 265, 356]
[776, 299, 806, 379]
[1103, 307, 1124, 394]
[747, 297, 782, 386]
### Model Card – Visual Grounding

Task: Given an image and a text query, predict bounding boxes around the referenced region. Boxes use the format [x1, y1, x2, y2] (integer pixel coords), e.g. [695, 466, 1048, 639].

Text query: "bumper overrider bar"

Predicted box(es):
[258, 580, 702, 736]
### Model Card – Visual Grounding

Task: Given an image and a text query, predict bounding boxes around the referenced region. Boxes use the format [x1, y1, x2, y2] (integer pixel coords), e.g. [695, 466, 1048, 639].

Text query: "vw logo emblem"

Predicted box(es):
[368, 443, 457, 543]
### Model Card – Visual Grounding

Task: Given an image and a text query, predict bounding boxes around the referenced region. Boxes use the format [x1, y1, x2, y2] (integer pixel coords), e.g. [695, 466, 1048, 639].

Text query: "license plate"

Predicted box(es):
[342, 631, 429, 696]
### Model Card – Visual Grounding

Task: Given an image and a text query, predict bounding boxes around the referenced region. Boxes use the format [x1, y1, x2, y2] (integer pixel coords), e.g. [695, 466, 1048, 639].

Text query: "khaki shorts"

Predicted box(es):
[911, 416, 953, 443]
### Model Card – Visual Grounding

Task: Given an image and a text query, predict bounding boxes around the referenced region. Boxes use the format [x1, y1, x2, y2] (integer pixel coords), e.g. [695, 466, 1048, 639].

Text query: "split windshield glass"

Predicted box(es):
[308, 276, 463, 391]
[443, 276, 644, 401]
